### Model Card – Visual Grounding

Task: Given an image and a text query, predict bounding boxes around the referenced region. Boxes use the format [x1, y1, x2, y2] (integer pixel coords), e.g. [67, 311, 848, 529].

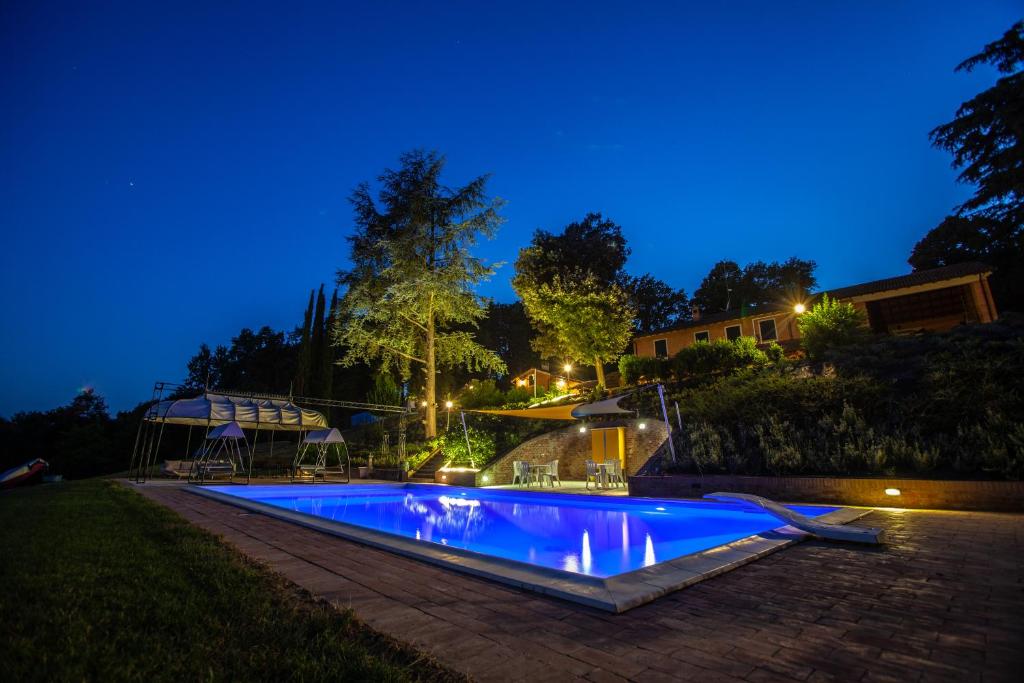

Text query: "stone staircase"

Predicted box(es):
[409, 448, 445, 483]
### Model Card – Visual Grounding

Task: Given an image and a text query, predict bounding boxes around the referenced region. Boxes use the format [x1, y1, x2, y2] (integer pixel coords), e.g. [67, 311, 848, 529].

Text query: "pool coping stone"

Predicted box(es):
[187, 482, 871, 613]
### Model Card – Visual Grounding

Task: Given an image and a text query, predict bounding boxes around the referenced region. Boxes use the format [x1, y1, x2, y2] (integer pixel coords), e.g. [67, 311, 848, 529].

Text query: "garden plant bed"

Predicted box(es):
[629, 473, 1024, 511]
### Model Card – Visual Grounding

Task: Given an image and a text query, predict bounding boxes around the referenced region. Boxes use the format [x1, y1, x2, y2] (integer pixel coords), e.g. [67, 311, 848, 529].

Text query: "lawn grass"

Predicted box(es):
[0, 480, 462, 682]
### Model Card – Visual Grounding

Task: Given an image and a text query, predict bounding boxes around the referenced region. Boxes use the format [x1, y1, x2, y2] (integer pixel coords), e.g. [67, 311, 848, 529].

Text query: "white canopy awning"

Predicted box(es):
[207, 422, 246, 439]
[145, 393, 327, 431]
[302, 428, 345, 444]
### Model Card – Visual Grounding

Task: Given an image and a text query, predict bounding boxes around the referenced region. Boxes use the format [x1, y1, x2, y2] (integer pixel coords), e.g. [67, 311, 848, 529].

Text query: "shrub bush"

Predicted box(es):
[663, 318, 1024, 479]
[440, 426, 495, 468]
[798, 293, 867, 360]
[618, 355, 670, 385]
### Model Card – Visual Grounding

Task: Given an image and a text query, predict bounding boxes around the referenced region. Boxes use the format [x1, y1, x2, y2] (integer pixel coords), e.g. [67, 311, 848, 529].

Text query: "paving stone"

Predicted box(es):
[131, 484, 1024, 682]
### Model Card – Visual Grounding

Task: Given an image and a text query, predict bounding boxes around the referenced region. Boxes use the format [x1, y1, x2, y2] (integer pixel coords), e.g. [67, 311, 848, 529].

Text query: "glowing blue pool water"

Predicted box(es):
[206, 484, 837, 578]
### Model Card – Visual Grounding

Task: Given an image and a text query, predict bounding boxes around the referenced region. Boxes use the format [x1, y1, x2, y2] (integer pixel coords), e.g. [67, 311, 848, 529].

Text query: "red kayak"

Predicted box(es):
[0, 458, 49, 490]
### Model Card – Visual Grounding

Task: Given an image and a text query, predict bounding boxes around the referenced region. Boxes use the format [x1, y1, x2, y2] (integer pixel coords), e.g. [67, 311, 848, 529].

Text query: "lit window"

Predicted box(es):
[694, 330, 710, 343]
[758, 319, 777, 342]
[653, 339, 668, 358]
[725, 325, 741, 341]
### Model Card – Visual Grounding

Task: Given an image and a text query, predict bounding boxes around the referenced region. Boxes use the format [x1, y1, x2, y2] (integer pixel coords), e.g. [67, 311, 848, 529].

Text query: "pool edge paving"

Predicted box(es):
[187, 483, 870, 612]
[127, 481, 1024, 682]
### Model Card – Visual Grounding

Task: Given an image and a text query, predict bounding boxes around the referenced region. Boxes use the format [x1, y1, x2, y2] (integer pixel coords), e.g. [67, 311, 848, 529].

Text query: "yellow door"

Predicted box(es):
[591, 429, 606, 463]
[590, 427, 625, 466]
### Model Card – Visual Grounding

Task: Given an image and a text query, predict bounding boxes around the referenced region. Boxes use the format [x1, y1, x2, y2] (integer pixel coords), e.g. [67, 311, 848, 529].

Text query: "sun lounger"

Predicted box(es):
[703, 492, 886, 544]
[161, 460, 194, 479]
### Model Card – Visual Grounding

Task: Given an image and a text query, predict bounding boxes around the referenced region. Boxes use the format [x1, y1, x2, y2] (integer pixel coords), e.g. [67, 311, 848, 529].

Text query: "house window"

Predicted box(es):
[694, 330, 710, 343]
[758, 318, 778, 342]
[653, 339, 668, 358]
[725, 325, 741, 341]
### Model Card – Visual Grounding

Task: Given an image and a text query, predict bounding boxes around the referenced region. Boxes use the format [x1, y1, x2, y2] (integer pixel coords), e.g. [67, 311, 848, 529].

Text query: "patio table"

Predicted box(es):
[594, 462, 617, 489]
[528, 463, 552, 487]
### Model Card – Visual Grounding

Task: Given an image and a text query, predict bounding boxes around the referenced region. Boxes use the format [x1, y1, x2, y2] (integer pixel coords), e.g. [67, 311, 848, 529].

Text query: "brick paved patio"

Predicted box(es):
[133, 485, 1023, 682]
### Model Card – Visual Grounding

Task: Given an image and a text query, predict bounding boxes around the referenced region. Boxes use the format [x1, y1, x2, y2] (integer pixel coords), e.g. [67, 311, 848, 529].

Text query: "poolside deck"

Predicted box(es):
[132, 482, 1022, 682]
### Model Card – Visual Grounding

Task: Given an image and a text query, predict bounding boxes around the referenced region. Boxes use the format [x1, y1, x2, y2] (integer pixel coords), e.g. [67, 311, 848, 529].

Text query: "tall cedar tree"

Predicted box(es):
[335, 150, 506, 437]
[912, 22, 1024, 310]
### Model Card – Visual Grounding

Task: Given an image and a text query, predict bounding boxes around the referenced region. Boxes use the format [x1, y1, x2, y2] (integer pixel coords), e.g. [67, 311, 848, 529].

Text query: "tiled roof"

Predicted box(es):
[635, 262, 992, 340]
[822, 261, 992, 300]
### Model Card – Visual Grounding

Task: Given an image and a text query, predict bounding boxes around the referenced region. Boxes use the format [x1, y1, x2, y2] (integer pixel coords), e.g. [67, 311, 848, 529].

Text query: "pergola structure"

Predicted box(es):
[129, 392, 328, 484]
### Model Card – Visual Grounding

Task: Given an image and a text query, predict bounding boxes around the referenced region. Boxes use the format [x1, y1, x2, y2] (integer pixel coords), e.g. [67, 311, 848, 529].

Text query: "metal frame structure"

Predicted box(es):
[188, 422, 252, 485]
[291, 428, 351, 483]
[128, 381, 414, 484]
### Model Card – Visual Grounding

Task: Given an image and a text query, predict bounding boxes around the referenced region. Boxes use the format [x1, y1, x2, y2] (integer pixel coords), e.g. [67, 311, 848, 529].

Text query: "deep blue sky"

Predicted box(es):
[1, 1, 1019, 415]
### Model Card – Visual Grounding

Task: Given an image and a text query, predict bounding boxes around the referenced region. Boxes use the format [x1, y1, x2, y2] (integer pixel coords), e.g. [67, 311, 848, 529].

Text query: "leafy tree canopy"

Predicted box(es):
[797, 294, 867, 361]
[513, 212, 688, 369]
[914, 22, 1024, 310]
[335, 150, 506, 436]
[512, 212, 629, 292]
[930, 21, 1024, 228]
[523, 275, 635, 387]
[625, 274, 691, 335]
[692, 257, 816, 314]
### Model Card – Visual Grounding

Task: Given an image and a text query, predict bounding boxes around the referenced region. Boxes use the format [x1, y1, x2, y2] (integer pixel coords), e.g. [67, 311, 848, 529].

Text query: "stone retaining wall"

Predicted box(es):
[479, 419, 668, 485]
[628, 474, 1024, 512]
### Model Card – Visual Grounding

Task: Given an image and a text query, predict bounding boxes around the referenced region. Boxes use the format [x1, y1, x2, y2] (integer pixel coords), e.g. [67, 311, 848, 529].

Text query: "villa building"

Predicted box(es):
[633, 262, 998, 358]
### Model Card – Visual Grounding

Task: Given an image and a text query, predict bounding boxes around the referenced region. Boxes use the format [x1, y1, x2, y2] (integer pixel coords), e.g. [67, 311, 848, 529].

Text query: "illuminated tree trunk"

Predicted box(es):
[425, 310, 437, 438]
[594, 358, 606, 388]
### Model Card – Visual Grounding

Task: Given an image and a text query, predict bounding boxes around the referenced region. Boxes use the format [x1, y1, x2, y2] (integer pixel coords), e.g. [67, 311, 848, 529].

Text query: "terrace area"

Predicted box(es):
[134, 482, 1023, 682]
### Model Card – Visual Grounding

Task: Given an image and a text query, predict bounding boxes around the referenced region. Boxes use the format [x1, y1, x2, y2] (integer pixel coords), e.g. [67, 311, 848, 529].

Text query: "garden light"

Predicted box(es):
[563, 363, 573, 372]
[793, 303, 806, 314]
[556, 379, 566, 389]
[884, 488, 901, 496]
[445, 400, 454, 409]
[420, 400, 428, 407]
[638, 422, 647, 430]
[579, 426, 587, 433]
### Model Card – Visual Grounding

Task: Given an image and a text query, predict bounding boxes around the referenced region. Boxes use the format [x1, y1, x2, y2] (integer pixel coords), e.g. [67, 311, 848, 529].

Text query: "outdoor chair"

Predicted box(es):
[541, 459, 561, 487]
[584, 460, 600, 490]
[512, 460, 531, 487]
[607, 460, 625, 487]
[161, 460, 194, 479]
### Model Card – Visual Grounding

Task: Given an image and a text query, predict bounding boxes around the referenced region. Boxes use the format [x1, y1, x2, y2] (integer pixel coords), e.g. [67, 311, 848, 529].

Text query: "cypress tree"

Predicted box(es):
[293, 289, 314, 395]
[309, 284, 326, 396]
[321, 288, 338, 399]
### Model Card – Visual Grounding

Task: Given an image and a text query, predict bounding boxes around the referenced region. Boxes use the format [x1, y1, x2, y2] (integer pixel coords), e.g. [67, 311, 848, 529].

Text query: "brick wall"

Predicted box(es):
[628, 474, 1024, 512]
[479, 418, 668, 485]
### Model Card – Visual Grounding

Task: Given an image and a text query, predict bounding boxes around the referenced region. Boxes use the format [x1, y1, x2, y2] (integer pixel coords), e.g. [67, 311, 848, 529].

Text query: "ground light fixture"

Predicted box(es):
[884, 488, 901, 496]
[579, 426, 587, 433]
[638, 422, 647, 430]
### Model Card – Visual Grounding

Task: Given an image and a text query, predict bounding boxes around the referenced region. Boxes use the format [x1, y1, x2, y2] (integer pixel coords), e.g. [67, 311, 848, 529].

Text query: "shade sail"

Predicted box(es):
[145, 393, 327, 431]
[474, 390, 636, 421]
[476, 403, 585, 420]
[303, 428, 345, 444]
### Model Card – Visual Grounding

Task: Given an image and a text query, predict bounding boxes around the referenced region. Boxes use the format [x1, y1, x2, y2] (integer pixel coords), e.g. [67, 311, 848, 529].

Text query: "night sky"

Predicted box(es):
[1, 1, 1019, 415]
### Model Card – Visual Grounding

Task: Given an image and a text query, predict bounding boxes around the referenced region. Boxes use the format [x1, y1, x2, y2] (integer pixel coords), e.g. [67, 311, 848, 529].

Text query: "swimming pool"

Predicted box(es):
[193, 483, 862, 611]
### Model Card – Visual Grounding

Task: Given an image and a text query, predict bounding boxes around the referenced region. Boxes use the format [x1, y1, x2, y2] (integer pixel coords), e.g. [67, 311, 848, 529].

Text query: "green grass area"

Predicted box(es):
[0, 480, 461, 682]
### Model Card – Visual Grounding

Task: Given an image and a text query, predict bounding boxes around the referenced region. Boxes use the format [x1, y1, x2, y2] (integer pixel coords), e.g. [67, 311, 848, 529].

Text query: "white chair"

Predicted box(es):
[584, 460, 600, 490]
[512, 460, 530, 487]
[607, 459, 625, 488]
[540, 459, 561, 487]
